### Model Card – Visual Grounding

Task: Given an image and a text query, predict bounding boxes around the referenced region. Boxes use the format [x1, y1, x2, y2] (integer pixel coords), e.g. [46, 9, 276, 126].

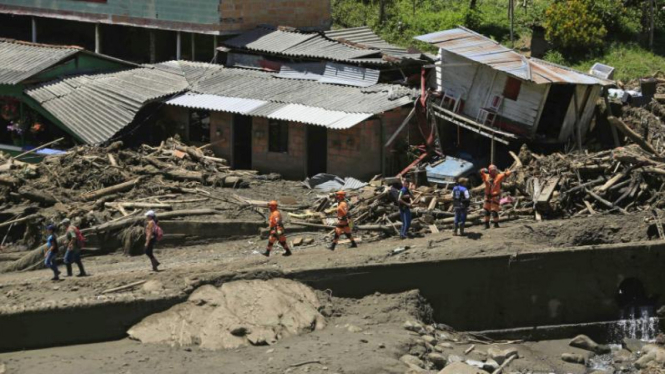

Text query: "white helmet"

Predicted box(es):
[145, 210, 156, 217]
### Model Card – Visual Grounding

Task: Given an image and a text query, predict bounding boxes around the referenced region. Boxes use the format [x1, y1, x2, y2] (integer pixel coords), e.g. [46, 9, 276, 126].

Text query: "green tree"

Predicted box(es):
[545, 0, 608, 55]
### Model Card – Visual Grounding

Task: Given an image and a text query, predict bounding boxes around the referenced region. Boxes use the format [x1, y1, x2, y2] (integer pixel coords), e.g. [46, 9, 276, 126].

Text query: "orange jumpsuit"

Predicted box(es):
[333, 201, 353, 244]
[267, 210, 287, 251]
[481, 169, 511, 222]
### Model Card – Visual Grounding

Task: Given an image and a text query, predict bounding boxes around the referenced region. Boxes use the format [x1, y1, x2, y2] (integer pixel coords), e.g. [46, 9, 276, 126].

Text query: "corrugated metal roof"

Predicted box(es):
[222, 26, 388, 65]
[415, 27, 613, 85]
[325, 26, 425, 61]
[26, 62, 190, 144]
[190, 66, 415, 114]
[167, 93, 373, 130]
[275, 62, 380, 87]
[0, 39, 80, 85]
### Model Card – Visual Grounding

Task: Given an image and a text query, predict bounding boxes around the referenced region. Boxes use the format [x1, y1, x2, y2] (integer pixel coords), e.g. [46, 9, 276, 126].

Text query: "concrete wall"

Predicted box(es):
[209, 111, 232, 162]
[251, 118, 306, 180]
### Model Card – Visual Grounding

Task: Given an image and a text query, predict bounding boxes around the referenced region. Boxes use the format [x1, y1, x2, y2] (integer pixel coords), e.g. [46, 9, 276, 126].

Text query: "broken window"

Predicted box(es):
[503, 77, 522, 101]
[269, 120, 289, 153]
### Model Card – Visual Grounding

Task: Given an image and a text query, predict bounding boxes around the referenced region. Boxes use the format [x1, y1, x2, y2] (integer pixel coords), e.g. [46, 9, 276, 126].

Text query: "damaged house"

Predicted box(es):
[415, 27, 614, 147]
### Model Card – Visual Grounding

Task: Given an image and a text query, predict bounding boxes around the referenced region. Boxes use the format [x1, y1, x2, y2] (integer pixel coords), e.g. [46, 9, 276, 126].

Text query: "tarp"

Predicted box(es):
[303, 173, 367, 191]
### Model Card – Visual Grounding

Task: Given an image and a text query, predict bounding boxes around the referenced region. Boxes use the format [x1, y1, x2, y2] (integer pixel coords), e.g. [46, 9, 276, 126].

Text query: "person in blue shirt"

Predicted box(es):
[398, 177, 413, 239]
[452, 177, 471, 236]
[44, 224, 61, 281]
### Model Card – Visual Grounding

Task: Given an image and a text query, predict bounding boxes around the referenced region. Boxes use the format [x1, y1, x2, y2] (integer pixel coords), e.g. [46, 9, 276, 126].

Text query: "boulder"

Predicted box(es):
[569, 334, 611, 354]
[128, 279, 325, 350]
[410, 344, 428, 357]
[404, 321, 424, 333]
[635, 344, 665, 369]
[447, 355, 464, 364]
[482, 358, 500, 372]
[141, 280, 164, 293]
[401, 354, 425, 368]
[422, 335, 438, 345]
[561, 353, 586, 365]
[434, 343, 453, 352]
[487, 347, 519, 365]
[427, 353, 447, 369]
[438, 362, 486, 374]
[292, 237, 304, 246]
[623, 338, 645, 353]
[303, 237, 314, 245]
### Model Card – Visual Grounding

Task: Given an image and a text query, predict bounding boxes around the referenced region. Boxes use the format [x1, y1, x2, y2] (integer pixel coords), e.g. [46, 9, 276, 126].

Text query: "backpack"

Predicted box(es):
[73, 227, 86, 248]
[153, 222, 164, 242]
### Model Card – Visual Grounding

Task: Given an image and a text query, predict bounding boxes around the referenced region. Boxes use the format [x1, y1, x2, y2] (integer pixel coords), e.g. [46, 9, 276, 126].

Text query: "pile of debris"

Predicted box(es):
[0, 137, 262, 259]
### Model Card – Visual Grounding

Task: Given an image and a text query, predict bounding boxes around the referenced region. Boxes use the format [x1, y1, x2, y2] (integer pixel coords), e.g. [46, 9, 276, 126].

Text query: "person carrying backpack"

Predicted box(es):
[144, 210, 162, 272]
[452, 177, 471, 236]
[61, 218, 87, 277]
[44, 224, 61, 281]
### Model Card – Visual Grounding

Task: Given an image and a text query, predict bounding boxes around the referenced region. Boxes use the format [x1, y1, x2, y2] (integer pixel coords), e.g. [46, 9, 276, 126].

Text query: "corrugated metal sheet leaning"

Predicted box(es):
[222, 26, 387, 65]
[275, 62, 380, 87]
[26, 63, 190, 144]
[415, 27, 613, 86]
[325, 26, 424, 61]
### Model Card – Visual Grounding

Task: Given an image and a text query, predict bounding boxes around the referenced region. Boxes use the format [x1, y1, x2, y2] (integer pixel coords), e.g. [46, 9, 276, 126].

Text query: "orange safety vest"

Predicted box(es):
[481, 170, 511, 201]
[269, 210, 283, 229]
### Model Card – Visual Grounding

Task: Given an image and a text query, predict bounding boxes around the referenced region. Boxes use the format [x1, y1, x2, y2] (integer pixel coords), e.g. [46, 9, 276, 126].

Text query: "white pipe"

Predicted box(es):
[31, 17, 37, 43]
[95, 24, 101, 54]
[176, 31, 182, 60]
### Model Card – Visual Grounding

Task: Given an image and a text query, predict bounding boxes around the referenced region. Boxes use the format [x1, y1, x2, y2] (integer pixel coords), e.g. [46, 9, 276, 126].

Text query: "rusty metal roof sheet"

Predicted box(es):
[222, 26, 388, 65]
[415, 27, 613, 85]
[275, 62, 380, 87]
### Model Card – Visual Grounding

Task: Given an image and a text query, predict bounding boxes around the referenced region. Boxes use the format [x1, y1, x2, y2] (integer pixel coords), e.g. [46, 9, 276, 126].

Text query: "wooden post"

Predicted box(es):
[31, 17, 37, 43]
[490, 135, 495, 164]
[95, 23, 101, 54]
[603, 91, 620, 147]
[191, 33, 195, 61]
[149, 30, 156, 63]
[176, 31, 182, 60]
[509, 0, 514, 48]
[650, 0, 655, 51]
[572, 89, 582, 151]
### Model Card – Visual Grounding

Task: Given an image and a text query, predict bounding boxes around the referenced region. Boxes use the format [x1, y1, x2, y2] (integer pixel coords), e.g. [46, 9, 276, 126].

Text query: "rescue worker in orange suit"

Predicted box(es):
[328, 191, 358, 251]
[262, 201, 292, 257]
[480, 164, 512, 229]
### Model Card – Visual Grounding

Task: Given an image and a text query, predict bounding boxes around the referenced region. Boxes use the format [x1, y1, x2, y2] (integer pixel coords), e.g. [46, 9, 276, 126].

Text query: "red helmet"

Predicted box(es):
[335, 191, 346, 198]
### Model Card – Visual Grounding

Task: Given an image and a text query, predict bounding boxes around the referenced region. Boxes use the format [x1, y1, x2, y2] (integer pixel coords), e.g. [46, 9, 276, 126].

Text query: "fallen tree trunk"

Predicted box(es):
[104, 202, 173, 210]
[608, 116, 659, 155]
[17, 189, 58, 206]
[290, 220, 395, 232]
[0, 208, 217, 273]
[0, 213, 42, 229]
[80, 178, 141, 201]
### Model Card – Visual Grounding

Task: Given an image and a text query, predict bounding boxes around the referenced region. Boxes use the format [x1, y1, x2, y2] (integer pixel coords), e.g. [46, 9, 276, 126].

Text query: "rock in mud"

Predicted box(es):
[623, 338, 645, 353]
[434, 343, 453, 352]
[482, 358, 500, 372]
[635, 344, 665, 369]
[438, 362, 486, 374]
[422, 335, 437, 345]
[141, 280, 164, 293]
[404, 320, 424, 333]
[561, 353, 586, 365]
[400, 354, 425, 368]
[127, 279, 325, 350]
[427, 353, 447, 369]
[0, 362, 5, 374]
[447, 355, 464, 364]
[570, 334, 611, 354]
[487, 347, 519, 365]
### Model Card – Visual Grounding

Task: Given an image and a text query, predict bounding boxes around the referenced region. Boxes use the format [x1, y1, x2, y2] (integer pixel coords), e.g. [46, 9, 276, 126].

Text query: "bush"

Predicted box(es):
[545, 0, 607, 55]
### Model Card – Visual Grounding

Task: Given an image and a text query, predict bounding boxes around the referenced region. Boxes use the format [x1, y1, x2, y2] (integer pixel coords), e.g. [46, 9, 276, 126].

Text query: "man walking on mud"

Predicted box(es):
[144, 210, 161, 271]
[262, 200, 292, 257]
[452, 177, 470, 236]
[44, 224, 61, 281]
[61, 218, 87, 277]
[329, 191, 358, 251]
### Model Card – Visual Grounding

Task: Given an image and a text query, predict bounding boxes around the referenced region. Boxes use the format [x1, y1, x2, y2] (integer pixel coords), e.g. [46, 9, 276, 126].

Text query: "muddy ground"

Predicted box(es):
[0, 210, 653, 313]
[0, 288, 610, 374]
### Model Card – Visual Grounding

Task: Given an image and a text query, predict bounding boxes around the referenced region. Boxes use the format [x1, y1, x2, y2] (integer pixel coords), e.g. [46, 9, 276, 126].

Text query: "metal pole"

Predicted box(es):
[491, 135, 495, 164]
[213, 35, 218, 63]
[149, 30, 156, 63]
[176, 31, 182, 60]
[31, 17, 37, 43]
[95, 24, 101, 54]
[191, 33, 195, 61]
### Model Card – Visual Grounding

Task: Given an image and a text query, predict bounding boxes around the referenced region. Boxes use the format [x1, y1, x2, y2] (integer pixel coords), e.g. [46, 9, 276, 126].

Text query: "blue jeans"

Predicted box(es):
[454, 207, 467, 226]
[400, 208, 412, 238]
[64, 250, 81, 264]
[44, 251, 59, 276]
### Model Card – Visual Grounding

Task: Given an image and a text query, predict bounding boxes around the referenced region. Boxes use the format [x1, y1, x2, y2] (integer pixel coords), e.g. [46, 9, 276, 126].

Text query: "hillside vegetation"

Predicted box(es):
[331, 0, 665, 81]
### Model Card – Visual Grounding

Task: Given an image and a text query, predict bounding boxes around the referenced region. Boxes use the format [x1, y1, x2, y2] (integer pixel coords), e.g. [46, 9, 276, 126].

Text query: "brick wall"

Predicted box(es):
[209, 111, 232, 162]
[252, 118, 306, 179]
[219, 0, 331, 32]
[326, 119, 383, 180]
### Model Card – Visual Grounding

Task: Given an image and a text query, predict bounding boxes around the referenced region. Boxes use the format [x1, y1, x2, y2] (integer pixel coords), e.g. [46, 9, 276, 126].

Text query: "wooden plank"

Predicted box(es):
[536, 177, 560, 209]
[429, 225, 440, 234]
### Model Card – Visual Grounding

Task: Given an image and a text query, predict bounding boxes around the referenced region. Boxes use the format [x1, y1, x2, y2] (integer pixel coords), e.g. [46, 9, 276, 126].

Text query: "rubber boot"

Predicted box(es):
[485, 221, 490, 229]
[453, 224, 458, 236]
[261, 249, 270, 257]
[349, 240, 358, 248]
[328, 242, 336, 251]
[460, 223, 465, 236]
[150, 257, 160, 271]
[493, 221, 500, 229]
[282, 247, 292, 256]
[65, 263, 73, 277]
[76, 261, 87, 277]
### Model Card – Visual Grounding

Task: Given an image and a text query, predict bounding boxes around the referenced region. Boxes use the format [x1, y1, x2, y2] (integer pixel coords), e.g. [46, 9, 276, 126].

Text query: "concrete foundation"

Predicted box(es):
[1, 241, 664, 352]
